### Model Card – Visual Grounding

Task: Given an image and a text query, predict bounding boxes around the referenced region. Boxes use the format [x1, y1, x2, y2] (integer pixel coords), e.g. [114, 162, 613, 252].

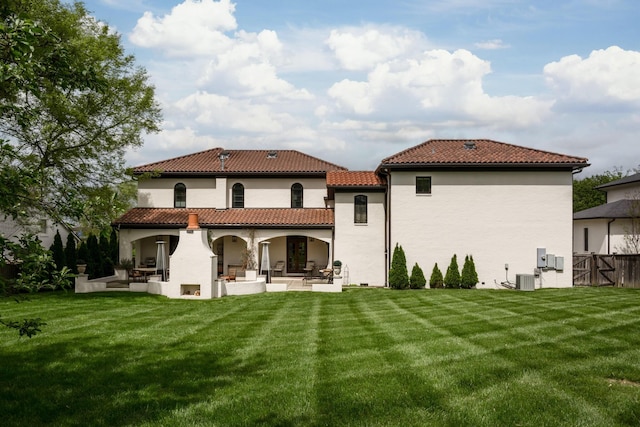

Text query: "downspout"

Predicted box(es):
[607, 218, 616, 254]
[381, 168, 391, 287]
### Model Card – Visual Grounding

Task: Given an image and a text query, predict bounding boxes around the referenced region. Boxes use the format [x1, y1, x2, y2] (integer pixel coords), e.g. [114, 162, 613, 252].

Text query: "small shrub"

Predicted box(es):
[429, 263, 444, 288]
[388, 243, 409, 289]
[444, 254, 461, 288]
[409, 263, 426, 289]
[461, 254, 479, 289]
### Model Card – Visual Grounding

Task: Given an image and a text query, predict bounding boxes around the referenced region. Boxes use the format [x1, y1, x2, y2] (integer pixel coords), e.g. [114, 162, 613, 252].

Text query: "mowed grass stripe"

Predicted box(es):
[2, 288, 640, 426]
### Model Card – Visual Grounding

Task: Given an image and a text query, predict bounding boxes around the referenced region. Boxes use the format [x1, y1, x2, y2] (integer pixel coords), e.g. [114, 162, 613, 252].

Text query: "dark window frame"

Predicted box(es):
[584, 227, 589, 252]
[291, 183, 303, 208]
[232, 183, 244, 208]
[416, 176, 432, 194]
[174, 183, 186, 208]
[354, 195, 368, 224]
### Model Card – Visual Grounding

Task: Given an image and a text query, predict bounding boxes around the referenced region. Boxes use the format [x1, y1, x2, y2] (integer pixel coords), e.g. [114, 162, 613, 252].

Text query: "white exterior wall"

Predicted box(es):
[573, 219, 609, 254]
[605, 184, 640, 203]
[334, 192, 386, 286]
[137, 178, 218, 208]
[137, 176, 328, 209]
[227, 177, 327, 208]
[389, 170, 574, 288]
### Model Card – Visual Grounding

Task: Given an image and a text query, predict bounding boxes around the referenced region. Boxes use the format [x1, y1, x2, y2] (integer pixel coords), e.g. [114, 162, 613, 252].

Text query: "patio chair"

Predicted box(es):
[320, 266, 333, 284]
[220, 267, 236, 282]
[303, 261, 315, 277]
[273, 261, 285, 276]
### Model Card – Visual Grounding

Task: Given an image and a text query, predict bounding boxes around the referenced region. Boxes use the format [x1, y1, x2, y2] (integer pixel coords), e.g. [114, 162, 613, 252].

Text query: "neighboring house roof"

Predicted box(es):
[113, 208, 334, 228]
[596, 172, 640, 190]
[573, 199, 640, 220]
[133, 148, 347, 176]
[377, 139, 589, 171]
[326, 171, 386, 190]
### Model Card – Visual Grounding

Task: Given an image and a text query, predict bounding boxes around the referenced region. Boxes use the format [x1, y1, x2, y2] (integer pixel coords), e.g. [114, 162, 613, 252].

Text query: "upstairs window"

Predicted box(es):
[232, 183, 244, 208]
[174, 183, 186, 208]
[291, 183, 303, 208]
[416, 176, 432, 194]
[354, 195, 367, 224]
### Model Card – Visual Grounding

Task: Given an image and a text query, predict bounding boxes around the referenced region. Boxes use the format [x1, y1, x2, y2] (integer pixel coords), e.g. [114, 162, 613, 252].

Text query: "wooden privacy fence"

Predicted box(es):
[573, 254, 640, 288]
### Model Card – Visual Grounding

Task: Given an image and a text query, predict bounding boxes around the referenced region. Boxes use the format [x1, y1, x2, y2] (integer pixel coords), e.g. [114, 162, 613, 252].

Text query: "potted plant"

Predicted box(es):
[76, 259, 87, 275]
[115, 258, 133, 282]
[333, 260, 342, 277]
[241, 229, 258, 281]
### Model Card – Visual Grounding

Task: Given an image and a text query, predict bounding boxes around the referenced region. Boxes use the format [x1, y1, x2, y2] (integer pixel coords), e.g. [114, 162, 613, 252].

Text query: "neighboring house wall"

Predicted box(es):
[575, 219, 637, 255]
[389, 170, 574, 288]
[573, 219, 609, 254]
[333, 192, 386, 286]
[0, 216, 71, 249]
[605, 185, 640, 203]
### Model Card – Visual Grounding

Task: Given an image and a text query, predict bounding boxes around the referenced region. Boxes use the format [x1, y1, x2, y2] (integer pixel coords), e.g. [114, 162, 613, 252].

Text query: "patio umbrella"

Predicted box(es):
[156, 239, 166, 281]
[260, 241, 271, 283]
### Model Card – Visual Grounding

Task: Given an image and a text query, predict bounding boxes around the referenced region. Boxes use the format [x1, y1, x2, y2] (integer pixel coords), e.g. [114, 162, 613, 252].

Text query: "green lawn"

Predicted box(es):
[1, 288, 640, 426]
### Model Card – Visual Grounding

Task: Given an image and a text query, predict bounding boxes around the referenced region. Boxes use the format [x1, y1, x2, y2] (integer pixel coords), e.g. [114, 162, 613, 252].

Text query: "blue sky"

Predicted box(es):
[79, 0, 640, 175]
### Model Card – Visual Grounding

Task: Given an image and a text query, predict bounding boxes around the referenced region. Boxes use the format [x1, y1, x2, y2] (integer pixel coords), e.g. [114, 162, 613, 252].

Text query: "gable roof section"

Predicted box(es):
[378, 139, 589, 171]
[133, 148, 347, 176]
[113, 208, 334, 229]
[596, 172, 640, 191]
[573, 199, 640, 220]
[326, 171, 386, 190]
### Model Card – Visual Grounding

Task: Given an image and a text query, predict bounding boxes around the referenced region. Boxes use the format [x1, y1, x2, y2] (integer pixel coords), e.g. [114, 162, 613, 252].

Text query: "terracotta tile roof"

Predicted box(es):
[133, 148, 347, 175]
[113, 208, 334, 228]
[379, 139, 589, 169]
[326, 171, 386, 188]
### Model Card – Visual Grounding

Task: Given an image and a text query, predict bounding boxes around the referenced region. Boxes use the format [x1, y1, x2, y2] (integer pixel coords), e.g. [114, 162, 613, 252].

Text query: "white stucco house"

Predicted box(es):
[573, 173, 640, 255]
[112, 139, 588, 291]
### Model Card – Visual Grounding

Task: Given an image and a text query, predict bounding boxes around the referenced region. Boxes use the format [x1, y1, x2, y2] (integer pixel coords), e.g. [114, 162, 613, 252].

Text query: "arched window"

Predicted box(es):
[354, 195, 367, 224]
[291, 183, 303, 208]
[174, 183, 186, 208]
[232, 183, 244, 208]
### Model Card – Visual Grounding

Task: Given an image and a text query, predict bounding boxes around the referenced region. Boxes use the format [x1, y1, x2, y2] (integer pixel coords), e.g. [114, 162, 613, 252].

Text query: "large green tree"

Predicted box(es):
[573, 169, 627, 213]
[0, 0, 161, 226]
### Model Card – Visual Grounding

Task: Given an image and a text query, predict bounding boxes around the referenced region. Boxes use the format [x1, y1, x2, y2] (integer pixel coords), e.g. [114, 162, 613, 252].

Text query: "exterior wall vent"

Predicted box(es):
[516, 274, 535, 291]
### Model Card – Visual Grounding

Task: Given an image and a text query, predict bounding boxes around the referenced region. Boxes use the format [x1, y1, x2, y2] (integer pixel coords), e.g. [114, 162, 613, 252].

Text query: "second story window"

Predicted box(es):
[416, 176, 432, 194]
[291, 183, 303, 208]
[354, 195, 367, 224]
[232, 183, 244, 208]
[174, 183, 186, 208]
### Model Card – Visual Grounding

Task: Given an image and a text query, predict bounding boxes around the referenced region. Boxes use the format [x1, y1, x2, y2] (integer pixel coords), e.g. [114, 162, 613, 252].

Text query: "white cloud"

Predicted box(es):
[174, 91, 290, 133]
[328, 48, 551, 127]
[129, 0, 237, 57]
[474, 39, 510, 50]
[326, 26, 427, 71]
[544, 46, 640, 105]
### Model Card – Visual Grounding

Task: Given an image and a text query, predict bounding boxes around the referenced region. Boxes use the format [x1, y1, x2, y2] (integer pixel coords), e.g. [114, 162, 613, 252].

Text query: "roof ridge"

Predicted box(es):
[134, 147, 223, 170]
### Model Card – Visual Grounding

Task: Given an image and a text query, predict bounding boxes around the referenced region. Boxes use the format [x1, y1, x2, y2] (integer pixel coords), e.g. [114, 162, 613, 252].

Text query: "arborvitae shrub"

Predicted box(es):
[109, 229, 119, 267]
[429, 263, 444, 288]
[65, 232, 77, 274]
[86, 234, 100, 279]
[388, 243, 409, 289]
[99, 233, 113, 277]
[409, 263, 426, 289]
[49, 230, 65, 271]
[444, 254, 461, 288]
[461, 254, 479, 289]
